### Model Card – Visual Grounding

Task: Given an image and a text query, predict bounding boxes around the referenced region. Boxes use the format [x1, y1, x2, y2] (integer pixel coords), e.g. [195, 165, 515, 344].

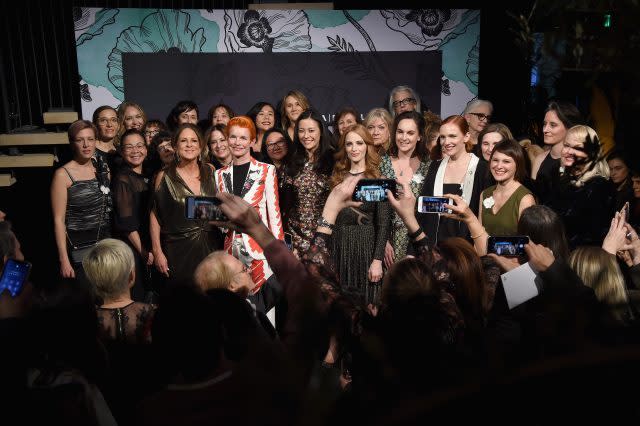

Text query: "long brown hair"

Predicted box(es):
[331, 123, 380, 188]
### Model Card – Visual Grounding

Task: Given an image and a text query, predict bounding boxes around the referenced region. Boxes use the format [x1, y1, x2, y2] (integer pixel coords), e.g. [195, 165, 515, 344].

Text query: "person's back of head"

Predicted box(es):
[518, 205, 570, 261]
[569, 246, 630, 323]
[83, 239, 135, 303]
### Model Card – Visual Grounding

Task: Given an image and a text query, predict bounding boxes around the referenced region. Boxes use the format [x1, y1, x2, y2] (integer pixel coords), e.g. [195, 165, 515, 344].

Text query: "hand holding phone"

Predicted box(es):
[417, 196, 453, 214]
[352, 179, 398, 202]
[185, 196, 228, 221]
[0, 259, 32, 298]
[487, 236, 529, 257]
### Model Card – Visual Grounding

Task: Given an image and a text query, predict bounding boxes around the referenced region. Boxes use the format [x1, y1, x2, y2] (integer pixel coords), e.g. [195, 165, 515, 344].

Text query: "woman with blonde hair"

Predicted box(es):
[546, 124, 614, 248]
[280, 90, 310, 142]
[117, 101, 147, 136]
[330, 123, 390, 304]
[569, 246, 631, 324]
[363, 108, 393, 154]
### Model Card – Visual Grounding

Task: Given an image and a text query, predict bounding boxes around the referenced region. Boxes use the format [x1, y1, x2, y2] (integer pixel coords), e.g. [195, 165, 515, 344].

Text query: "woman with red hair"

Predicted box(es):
[417, 115, 489, 247]
[215, 116, 283, 291]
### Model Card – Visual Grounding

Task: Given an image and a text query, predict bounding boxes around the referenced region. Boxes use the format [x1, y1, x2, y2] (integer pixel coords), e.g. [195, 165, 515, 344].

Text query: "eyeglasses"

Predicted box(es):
[392, 97, 416, 108]
[266, 139, 286, 150]
[145, 129, 160, 137]
[157, 143, 173, 153]
[122, 143, 146, 152]
[468, 112, 492, 122]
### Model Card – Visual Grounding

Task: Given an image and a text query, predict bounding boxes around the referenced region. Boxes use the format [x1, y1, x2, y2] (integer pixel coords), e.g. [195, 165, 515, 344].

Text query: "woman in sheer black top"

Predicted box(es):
[112, 129, 153, 300]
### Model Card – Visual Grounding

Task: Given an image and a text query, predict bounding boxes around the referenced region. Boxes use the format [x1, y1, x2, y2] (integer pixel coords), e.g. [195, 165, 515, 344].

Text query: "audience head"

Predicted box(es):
[569, 246, 630, 323]
[194, 251, 254, 298]
[118, 101, 146, 132]
[489, 139, 527, 183]
[478, 122, 513, 161]
[423, 110, 442, 155]
[389, 110, 427, 160]
[169, 100, 199, 130]
[363, 107, 393, 152]
[247, 102, 276, 135]
[382, 257, 436, 309]
[209, 103, 234, 126]
[83, 238, 135, 303]
[518, 205, 570, 260]
[334, 106, 361, 137]
[261, 128, 290, 166]
[389, 85, 421, 117]
[562, 125, 609, 186]
[68, 120, 98, 161]
[632, 169, 640, 199]
[92, 106, 119, 143]
[438, 115, 470, 159]
[205, 124, 231, 166]
[142, 119, 167, 146]
[463, 99, 493, 135]
[543, 100, 583, 147]
[281, 90, 310, 130]
[0, 221, 23, 265]
[331, 123, 380, 187]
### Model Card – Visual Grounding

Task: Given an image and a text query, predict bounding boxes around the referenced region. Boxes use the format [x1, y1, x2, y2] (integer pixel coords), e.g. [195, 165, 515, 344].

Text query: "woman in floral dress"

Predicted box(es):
[283, 109, 335, 257]
[379, 111, 430, 265]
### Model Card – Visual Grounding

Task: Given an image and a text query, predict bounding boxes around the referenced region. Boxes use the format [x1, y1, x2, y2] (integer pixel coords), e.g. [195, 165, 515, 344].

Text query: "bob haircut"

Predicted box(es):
[68, 120, 97, 143]
[83, 238, 135, 301]
[363, 107, 393, 152]
[226, 116, 257, 141]
[389, 110, 427, 160]
[331, 123, 381, 188]
[280, 90, 311, 130]
[564, 125, 609, 186]
[478, 122, 513, 146]
[518, 205, 570, 260]
[388, 85, 421, 117]
[333, 107, 362, 128]
[489, 139, 528, 183]
[193, 251, 235, 292]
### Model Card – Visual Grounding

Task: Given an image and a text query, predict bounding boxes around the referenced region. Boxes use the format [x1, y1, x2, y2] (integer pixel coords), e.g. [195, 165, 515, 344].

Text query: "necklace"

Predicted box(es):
[349, 170, 364, 175]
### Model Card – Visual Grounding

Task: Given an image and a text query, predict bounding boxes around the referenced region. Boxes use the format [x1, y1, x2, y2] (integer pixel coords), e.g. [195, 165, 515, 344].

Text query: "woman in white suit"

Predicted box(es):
[215, 116, 284, 291]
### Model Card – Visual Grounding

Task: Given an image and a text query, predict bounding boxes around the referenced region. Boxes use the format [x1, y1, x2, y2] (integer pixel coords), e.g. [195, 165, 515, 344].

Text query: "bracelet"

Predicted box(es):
[470, 231, 487, 240]
[407, 227, 424, 240]
[317, 216, 335, 230]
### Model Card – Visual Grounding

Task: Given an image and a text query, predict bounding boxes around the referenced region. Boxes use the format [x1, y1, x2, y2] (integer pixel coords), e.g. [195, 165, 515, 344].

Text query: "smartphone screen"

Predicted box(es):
[417, 196, 452, 214]
[487, 236, 529, 257]
[185, 196, 228, 221]
[0, 258, 32, 297]
[352, 179, 397, 202]
[284, 233, 293, 250]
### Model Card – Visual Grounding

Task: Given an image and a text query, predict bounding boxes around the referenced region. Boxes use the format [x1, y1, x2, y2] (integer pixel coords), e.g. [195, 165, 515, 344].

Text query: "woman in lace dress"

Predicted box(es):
[379, 111, 430, 265]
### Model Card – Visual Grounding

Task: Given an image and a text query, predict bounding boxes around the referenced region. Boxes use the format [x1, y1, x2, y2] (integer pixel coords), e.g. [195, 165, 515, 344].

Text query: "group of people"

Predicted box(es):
[1, 84, 640, 423]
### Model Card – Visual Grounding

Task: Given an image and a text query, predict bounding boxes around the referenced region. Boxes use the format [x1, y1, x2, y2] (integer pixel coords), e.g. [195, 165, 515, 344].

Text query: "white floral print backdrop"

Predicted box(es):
[75, 8, 480, 120]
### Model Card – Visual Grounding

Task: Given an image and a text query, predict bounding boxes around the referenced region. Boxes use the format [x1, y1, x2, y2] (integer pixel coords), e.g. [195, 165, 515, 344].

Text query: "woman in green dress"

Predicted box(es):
[379, 111, 430, 267]
[150, 123, 223, 284]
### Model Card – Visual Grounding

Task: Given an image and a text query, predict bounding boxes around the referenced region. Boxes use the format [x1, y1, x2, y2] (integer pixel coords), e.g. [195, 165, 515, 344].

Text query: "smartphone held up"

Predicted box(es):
[185, 196, 228, 221]
[352, 179, 398, 202]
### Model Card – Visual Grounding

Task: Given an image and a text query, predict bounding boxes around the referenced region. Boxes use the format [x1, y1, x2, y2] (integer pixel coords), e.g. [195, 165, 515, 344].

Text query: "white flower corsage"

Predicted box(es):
[483, 196, 495, 209]
[411, 173, 424, 185]
[100, 185, 111, 195]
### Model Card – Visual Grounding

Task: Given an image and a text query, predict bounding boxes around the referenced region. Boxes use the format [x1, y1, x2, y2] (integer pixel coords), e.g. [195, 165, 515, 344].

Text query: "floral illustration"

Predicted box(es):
[466, 36, 480, 87]
[80, 82, 91, 102]
[107, 9, 206, 92]
[380, 9, 462, 49]
[223, 9, 311, 53]
[75, 8, 119, 46]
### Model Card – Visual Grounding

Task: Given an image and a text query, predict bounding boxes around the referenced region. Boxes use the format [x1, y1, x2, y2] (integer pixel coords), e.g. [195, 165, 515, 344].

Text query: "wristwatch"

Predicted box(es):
[317, 216, 335, 230]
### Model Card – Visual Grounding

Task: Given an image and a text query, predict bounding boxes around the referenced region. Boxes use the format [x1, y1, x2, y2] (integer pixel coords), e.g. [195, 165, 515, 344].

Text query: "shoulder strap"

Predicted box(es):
[62, 167, 76, 183]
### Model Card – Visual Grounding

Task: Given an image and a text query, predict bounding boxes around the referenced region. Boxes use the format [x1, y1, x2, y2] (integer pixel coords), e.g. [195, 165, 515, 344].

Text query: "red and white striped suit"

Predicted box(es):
[215, 157, 283, 289]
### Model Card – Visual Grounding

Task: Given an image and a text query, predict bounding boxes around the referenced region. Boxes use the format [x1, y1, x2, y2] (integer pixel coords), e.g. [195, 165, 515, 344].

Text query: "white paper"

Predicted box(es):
[501, 262, 541, 310]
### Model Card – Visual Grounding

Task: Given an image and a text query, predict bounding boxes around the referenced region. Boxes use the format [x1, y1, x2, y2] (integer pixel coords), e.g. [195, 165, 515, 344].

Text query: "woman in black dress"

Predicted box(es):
[247, 102, 276, 161]
[112, 129, 153, 300]
[330, 123, 390, 304]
